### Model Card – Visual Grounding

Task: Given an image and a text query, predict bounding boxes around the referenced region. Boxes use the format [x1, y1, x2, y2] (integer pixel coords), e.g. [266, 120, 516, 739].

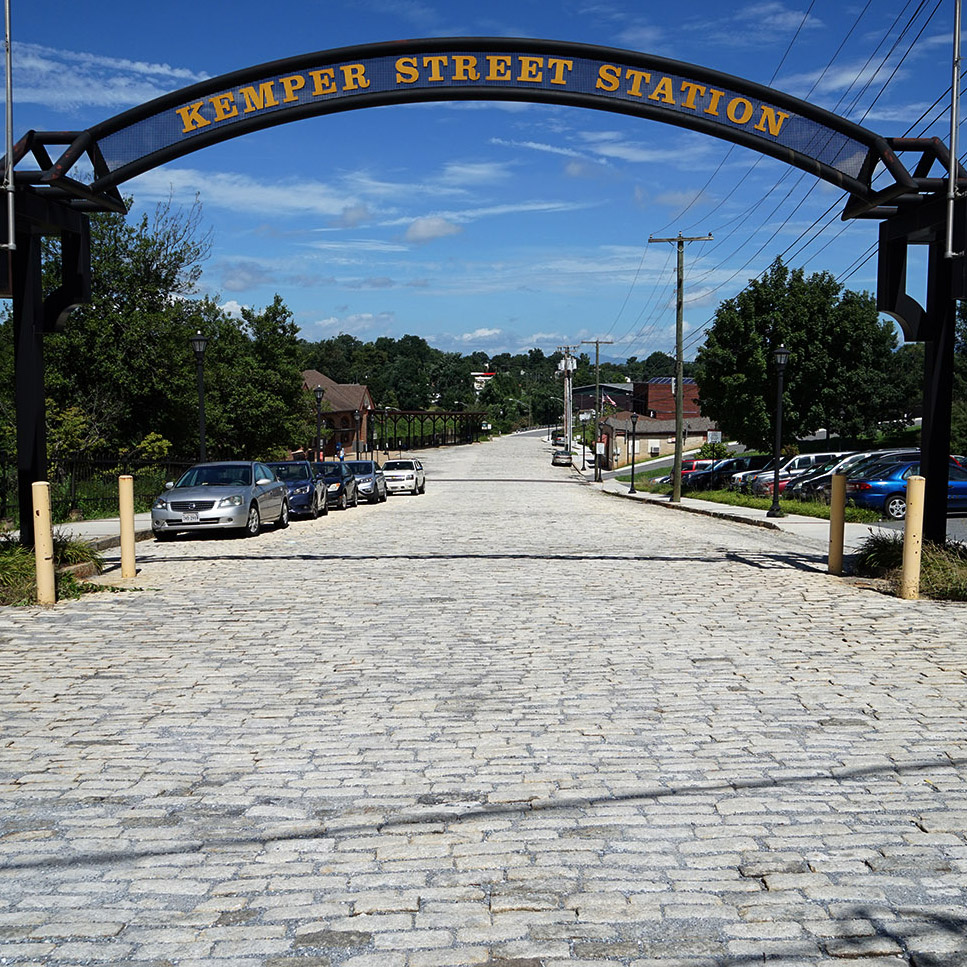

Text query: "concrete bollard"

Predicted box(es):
[119, 475, 136, 578]
[32, 481, 56, 606]
[828, 473, 846, 575]
[899, 475, 925, 600]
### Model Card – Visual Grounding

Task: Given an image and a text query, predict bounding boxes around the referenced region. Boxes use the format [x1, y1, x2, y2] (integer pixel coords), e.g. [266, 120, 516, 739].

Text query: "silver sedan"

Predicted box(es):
[151, 461, 289, 540]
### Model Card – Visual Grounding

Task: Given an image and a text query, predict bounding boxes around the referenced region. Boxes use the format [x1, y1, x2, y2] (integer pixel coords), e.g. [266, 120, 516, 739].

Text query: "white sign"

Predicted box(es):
[707, 430, 722, 443]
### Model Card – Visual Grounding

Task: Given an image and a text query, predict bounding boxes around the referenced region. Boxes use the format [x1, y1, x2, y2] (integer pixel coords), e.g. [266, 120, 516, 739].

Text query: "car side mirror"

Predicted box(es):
[256, 477, 272, 485]
[165, 481, 174, 490]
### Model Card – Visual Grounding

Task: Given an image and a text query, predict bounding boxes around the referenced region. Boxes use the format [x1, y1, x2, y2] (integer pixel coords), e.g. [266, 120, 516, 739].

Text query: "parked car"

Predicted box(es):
[151, 460, 288, 540]
[382, 458, 426, 494]
[551, 450, 573, 467]
[682, 454, 770, 492]
[345, 459, 387, 503]
[817, 449, 921, 504]
[749, 451, 851, 495]
[846, 460, 967, 520]
[313, 460, 359, 509]
[266, 460, 328, 518]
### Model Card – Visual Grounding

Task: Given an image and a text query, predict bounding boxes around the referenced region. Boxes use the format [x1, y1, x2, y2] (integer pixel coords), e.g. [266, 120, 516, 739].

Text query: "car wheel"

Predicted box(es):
[351, 488, 358, 507]
[321, 494, 329, 516]
[310, 495, 320, 519]
[244, 503, 261, 537]
[418, 480, 425, 494]
[885, 493, 907, 520]
[338, 492, 348, 510]
[275, 499, 289, 529]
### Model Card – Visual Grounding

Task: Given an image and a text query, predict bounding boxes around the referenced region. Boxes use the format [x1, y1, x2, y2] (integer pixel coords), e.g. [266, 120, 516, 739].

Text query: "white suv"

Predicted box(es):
[382, 458, 426, 495]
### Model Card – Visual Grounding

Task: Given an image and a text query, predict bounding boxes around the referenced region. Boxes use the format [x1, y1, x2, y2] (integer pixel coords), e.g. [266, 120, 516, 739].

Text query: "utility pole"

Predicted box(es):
[582, 338, 613, 481]
[648, 232, 712, 502]
[557, 345, 578, 452]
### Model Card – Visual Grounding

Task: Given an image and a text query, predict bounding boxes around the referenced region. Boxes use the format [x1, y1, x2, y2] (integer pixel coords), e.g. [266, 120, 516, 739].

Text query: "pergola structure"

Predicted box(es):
[374, 409, 486, 454]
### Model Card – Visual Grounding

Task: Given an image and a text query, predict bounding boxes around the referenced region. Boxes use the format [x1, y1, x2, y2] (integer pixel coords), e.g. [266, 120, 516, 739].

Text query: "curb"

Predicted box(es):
[600, 485, 783, 531]
[85, 528, 156, 552]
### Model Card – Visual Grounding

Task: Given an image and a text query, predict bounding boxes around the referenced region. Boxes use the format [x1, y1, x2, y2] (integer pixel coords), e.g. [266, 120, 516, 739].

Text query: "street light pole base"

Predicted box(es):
[766, 505, 784, 518]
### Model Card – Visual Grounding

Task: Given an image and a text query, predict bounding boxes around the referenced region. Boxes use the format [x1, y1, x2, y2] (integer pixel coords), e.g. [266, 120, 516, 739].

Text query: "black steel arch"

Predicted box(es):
[6, 38, 967, 547]
[17, 37, 911, 211]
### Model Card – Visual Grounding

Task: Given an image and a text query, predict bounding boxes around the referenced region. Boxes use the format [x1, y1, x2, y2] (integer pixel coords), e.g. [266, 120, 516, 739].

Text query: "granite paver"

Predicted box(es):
[1, 433, 966, 965]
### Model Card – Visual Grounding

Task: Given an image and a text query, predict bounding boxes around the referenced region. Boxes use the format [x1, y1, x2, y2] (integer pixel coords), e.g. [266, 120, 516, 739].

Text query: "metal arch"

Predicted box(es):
[4, 36, 915, 211]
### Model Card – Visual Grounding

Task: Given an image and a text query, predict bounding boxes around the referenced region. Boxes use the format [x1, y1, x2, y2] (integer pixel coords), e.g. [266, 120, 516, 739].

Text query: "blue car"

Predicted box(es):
[266, 460, 328, 519]
[312, 461, 359, 510]
[846, 460, 967, 520]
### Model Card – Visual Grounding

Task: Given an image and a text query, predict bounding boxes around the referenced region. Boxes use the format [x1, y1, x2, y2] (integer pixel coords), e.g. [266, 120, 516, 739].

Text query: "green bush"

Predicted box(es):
[0, 533, 104, 606]
[854, 532, 967, 600]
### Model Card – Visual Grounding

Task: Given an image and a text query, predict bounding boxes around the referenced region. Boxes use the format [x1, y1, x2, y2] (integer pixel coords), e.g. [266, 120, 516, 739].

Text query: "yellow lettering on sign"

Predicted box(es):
[340, 63, 370, 90]
[726, 97, 753, 124]
[547, 58, 573, 85]
[423, 55, 448, 81]
[486, 55, 511, 80]
[648, 76, 675, 104]
[596, 64, 621, 92]
[518, 56, 543, 83]
[209, 92, 238, 122]
[396, 57, 419, 84]
[452, 55, 480, 81]
[624, 68, 651, 98]
[679, 82, 706, 110]
[309, 69, 336, 95]
[704, 88, 725, 117]
[755, 105, 789, 136]
[280, 74, 306, 103]
[240, 82, 279, 113]
[176, 101, 211, 133]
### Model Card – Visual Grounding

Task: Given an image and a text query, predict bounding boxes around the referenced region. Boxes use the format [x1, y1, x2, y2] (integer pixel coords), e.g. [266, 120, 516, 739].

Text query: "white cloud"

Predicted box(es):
[460, 328, 503, 342]
[15, 41, 208, 110]
[405, 216, 462, 243]
[219, 300, 247, 318]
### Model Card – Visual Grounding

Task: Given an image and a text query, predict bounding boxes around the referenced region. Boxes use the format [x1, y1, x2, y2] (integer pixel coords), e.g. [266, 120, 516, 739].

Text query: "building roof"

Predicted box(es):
[602, 411, 717, 434]
[302, 370, 374, 412]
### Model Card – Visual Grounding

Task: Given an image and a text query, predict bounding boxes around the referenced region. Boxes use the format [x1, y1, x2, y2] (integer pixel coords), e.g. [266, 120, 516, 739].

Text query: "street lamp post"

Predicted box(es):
[189, 330, 208, 463]
[579, 412, 590, 470]
[767, 344, 790, 518]
[314, 385, 324, 462]
[628, 411, 639, 494]
[354, 409, 361, 458]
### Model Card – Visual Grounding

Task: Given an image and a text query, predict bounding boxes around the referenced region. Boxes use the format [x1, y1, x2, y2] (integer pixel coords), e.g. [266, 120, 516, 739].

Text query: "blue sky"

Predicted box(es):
[9, 1, 959, 362]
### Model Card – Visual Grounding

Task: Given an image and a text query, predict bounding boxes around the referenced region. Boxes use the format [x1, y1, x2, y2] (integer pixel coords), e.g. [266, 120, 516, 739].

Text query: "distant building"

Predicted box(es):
[302, 370, 375, 457]
[471, 372, 496, 395]
[573, 377, 701, 419]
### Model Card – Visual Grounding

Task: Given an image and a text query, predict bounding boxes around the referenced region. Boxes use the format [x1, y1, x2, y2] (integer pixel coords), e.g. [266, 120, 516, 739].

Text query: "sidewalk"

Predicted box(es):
[49, 513, 154, 551]
[592, 473, 890, 554]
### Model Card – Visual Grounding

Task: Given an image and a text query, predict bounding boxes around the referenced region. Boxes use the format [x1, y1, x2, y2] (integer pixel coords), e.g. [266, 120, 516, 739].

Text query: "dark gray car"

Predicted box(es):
[345, 460, 387, 503]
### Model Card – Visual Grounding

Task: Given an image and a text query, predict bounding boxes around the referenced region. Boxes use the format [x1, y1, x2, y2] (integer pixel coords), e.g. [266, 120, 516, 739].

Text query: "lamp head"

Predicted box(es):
[189, 330, 208, 356]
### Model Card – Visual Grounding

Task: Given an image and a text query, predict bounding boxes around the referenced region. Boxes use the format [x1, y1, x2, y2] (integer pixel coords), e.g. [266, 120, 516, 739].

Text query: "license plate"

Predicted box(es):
[181, 512, 199, 523]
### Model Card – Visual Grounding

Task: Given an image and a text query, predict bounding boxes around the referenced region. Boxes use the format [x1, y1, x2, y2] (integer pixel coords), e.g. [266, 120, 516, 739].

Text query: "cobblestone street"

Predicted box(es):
[2, 433, 966, 966]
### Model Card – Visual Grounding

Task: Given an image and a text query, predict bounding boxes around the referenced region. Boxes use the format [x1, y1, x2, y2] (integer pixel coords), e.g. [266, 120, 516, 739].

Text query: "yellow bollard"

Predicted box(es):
[32, 481, 56, 606]
[828, 473, 846, 576]
[899, 475, 925, 600]
[119, 475, 136, 579]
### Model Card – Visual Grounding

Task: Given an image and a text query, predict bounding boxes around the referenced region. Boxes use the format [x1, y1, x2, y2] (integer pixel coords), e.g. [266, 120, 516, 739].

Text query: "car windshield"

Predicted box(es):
[383, 461, 414, 471]
[176, 464, 252, 488]
[269, 463, 310, 481]
[318, 462, 343, 475]
[346, 462, 374, 474]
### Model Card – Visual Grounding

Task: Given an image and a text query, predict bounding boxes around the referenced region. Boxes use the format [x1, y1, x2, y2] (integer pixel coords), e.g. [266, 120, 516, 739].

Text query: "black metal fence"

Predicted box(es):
[0, 452, 195, 527]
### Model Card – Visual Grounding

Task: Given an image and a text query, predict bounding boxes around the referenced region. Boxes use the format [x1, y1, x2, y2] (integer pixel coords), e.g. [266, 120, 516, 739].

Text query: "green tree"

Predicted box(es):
[696, 257, 903, 450]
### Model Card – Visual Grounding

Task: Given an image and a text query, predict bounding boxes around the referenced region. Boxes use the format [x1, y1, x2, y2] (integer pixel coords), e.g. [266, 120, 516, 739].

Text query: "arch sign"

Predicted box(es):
[8, 38, 964, 547]
[34, 38, 906, 206]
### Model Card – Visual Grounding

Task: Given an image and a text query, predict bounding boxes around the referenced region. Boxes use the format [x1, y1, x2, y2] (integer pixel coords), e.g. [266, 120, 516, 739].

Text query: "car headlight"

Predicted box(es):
[216, 495, 244, 508]
[152, 497, 167, 510]
[293, 485, 311, 495]
[327, 483, 340, 492]
[405, 473, 414, 480]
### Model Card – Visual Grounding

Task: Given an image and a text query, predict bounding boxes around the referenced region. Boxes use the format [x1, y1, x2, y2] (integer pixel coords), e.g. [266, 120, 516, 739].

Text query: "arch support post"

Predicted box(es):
[875, 194, 967, 546]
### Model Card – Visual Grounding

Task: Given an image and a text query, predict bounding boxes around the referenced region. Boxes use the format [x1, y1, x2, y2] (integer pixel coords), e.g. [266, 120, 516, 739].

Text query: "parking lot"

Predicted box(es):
[2, 434, 967, 965]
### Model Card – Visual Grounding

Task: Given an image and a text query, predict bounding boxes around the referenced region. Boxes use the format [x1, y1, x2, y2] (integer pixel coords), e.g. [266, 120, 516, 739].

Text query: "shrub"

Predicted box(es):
[0, 533, 103, 606]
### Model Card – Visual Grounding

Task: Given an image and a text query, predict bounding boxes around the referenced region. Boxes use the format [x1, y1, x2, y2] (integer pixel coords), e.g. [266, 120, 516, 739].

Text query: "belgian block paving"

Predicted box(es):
[2, 434, 966, 966]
